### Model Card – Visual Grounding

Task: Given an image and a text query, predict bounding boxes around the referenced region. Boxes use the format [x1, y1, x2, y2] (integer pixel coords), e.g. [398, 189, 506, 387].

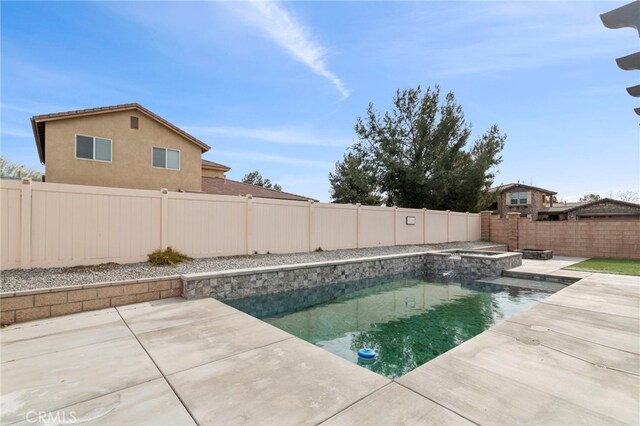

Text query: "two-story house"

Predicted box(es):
[30, 104, 314, 201]
[489, 183, 557, 220]
[490, 182, 640, 220]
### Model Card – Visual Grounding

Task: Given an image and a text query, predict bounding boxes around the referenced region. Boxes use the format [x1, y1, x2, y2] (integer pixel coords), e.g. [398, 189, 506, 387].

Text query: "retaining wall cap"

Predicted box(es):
[3, 275, 181, 299]
[181, 251, 434, 281]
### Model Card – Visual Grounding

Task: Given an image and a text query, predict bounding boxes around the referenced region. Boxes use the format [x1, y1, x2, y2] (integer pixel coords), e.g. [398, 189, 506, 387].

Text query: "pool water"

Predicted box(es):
[262, 278, 550, 379]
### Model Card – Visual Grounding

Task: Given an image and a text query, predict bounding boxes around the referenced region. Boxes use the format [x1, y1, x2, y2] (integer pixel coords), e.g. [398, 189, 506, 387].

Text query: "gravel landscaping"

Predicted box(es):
[0, 242, 502, 293]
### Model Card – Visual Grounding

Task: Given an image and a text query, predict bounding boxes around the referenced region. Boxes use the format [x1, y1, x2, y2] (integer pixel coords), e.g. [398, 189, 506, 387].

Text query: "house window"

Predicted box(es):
[510, 192, 528, 205]
[130, 116, 139, 129]
[152, 147, 180, 170]
[75, 135, 111, 162]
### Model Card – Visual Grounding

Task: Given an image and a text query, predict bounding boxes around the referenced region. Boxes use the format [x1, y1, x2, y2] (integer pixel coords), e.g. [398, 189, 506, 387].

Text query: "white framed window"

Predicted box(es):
[152, 147, 180, 170]
[75, 135, 112, 162]
[510, 192, 528, 205]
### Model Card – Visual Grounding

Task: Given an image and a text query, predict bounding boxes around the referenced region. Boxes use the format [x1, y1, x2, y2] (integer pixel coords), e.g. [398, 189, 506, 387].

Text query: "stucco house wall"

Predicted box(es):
[43, 110, 203, 192]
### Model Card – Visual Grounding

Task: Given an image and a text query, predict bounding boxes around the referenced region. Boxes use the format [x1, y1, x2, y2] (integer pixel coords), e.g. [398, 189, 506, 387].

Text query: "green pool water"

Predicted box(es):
[263, 278, 550, 379]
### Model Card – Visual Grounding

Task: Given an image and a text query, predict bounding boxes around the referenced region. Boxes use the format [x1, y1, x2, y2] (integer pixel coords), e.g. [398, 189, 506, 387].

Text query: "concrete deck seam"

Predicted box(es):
[4, 378, 160, 426]
[163, 335, 297, 378]
[122, 309, 243, 336]
[504, 318, 640, 357]
[1, 312, 140, 364]
[313, 382, 395, 426]
[392, 381, 481, 425]
[115, 308, 200, 426]
[419, 350, 622, 423]
[540, 300, 640, 320]
[488, 329, 640, 377]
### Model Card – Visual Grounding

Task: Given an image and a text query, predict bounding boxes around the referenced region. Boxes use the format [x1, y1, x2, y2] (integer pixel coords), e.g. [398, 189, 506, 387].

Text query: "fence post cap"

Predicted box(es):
[356, 203, 361, 207]
[246, 194, 253, 199]
[161, 188, 169, 194]
[21, 178, 32, 185]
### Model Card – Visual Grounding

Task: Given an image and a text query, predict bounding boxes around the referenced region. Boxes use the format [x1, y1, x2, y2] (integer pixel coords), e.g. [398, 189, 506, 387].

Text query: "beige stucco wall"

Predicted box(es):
[43, 110, 203, 191]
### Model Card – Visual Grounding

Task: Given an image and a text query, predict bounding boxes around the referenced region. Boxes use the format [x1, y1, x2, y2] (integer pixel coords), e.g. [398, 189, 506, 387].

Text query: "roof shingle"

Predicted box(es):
[200, 177, 317, 202]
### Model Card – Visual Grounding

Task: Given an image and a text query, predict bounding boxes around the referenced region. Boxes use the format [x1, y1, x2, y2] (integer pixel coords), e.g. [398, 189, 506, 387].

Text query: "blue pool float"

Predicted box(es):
[358, 348, 377, 359]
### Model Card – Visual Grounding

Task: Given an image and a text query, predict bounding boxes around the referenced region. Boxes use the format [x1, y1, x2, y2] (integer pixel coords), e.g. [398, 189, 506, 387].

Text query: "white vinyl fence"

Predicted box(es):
[0, 179, 481, 270]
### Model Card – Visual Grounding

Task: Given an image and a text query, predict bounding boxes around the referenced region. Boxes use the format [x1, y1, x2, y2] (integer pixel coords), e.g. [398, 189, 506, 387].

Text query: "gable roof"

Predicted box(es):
[200, 177, 317, 202]
[538, 198, 640, 214]
[201, 159, 231, 171]
[31, 103, 211, 163]
[490, 183, 557, 195]
[565, 197, 640, 212]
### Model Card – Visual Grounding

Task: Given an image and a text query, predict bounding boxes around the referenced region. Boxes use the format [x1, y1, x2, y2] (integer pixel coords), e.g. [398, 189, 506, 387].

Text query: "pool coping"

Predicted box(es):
[180, 246, 516, 281]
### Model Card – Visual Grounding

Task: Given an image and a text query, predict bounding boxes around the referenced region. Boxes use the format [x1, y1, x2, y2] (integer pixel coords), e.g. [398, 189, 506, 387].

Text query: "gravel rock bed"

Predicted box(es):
[0, 242, 502, 293]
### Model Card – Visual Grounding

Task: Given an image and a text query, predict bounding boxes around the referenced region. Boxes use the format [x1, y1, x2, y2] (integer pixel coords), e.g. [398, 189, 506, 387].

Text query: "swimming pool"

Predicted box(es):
[257, 277, 551, 378]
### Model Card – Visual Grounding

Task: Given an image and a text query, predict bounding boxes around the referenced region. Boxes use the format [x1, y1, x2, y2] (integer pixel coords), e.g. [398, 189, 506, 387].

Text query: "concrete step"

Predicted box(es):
[475, 276, 568, 293]
[502, 270, 580, 285]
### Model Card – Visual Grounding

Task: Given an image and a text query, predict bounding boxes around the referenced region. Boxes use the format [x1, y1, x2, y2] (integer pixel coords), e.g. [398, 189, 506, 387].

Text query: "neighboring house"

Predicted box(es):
[489, 183, 557, 220]
[490, 182, 640, 221]
[31, 103, 315, 201]
[538, 198, 640, 221]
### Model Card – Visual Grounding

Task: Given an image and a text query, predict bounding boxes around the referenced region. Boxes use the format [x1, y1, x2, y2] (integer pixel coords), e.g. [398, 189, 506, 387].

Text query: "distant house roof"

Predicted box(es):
[490, 183, 557, 195]
[200, 177, 317, 202]
[538, 202, 586, 213]
[201, 159, 231, 171]
[31, 103, 211, 163]
[538, 198, 640, 214]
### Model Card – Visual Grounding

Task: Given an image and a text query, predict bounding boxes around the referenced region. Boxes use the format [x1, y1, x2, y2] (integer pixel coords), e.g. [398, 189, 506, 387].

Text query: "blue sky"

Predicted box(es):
[1, 1, 638, 202]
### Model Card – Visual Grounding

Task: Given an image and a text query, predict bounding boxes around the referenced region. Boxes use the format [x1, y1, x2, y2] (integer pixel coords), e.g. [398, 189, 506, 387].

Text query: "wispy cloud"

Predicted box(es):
[214, 150, 333, 170]
[237, 1, 349, 99]
[1, 129, 31, 138]
[184, 125, 350, 147]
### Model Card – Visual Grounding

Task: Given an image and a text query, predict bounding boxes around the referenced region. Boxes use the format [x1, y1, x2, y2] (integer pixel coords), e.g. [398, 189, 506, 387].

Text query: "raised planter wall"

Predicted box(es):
[0, 277, 181, 325]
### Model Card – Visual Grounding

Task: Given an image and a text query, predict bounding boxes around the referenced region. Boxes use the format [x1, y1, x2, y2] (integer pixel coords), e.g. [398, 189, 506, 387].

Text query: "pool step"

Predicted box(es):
[474, 276, 568, 293]
[501, 270, 580, 285]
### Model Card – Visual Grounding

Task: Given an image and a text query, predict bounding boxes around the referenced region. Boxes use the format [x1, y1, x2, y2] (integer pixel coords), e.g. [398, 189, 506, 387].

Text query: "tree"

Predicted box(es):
[0, 157, 43, 180]
[242, 171, 281, 191]
[329, 147, 382, 205]
[330, 85, 506, 212]
[579, 193, 601, 202]
[614, 190, 639, 203]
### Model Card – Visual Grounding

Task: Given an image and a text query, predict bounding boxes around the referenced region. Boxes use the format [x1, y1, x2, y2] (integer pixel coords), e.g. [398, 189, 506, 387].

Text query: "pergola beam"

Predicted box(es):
[600, 1, 640, 34]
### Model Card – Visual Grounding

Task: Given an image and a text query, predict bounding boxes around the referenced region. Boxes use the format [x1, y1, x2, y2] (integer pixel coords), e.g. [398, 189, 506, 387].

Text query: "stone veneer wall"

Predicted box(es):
[0, 277, 182, 325]
[498, 186, 545, 220]
[183, 250, 520, 302]
[425, 251, 522, 277]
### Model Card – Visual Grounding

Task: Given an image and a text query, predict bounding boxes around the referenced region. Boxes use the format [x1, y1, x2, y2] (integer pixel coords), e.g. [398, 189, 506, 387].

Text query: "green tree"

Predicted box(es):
[329, 146, 382, 205]
[0, 156, 43, 180]
[242, 171, 282, 191]
[330, 86, 506, 212]
[579, 193, 601, 202]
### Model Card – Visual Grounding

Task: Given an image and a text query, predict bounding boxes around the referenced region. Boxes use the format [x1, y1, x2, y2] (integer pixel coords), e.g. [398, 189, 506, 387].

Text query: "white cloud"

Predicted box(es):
[214, 150, 333, 170]
[1, 129, 32, 138]
[238, 1, 349, 98]
[184, 125, 351, 147]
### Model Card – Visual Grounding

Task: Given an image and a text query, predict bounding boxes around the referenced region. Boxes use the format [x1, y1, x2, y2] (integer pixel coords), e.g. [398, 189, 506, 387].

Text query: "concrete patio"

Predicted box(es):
[1, 270, 638, 425]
